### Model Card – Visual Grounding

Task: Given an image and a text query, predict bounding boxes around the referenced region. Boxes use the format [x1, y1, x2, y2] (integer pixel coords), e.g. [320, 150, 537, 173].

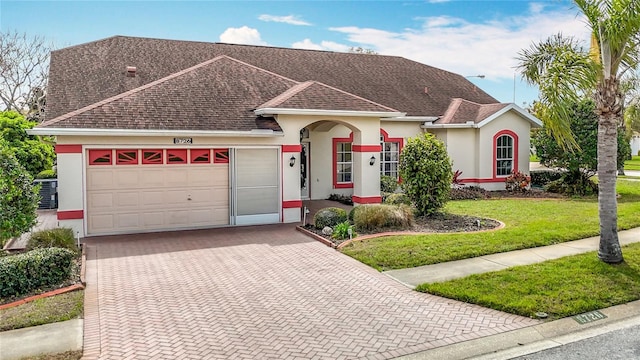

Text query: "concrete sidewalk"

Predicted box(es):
[385, 227, 640, 287]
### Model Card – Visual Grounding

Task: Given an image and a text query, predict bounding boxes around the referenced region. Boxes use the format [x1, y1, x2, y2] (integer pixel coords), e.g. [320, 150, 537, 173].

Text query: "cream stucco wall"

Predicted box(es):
[56, 152, 85, 236]
[442, 129, 479, 180]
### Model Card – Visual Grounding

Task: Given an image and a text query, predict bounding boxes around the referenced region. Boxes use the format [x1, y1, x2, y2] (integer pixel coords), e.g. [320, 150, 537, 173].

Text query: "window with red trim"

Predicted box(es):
[496, 135, 514, 176]
[190, 149, 211, 163]
[214, 149, 229, 164]
[380, 130, 403, 179]
[116, 150, 138, 165]
[167, 149, 187, 164]
[332, 133, 354, 188]
[88, 150, 112, 165]
[142, 149, 163, 164]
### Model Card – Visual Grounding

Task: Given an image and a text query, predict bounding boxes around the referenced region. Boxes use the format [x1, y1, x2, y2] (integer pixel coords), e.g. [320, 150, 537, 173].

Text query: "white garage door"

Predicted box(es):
[86, 148, 229, 235]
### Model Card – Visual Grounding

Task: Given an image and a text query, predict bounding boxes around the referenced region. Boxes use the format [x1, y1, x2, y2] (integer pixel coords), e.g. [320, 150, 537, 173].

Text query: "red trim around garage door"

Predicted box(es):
[58, 210, 84, 220]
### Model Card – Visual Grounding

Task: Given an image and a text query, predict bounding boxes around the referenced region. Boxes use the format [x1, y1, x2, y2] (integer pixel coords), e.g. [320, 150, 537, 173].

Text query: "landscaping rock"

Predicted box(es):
[322, 227, 333, 236]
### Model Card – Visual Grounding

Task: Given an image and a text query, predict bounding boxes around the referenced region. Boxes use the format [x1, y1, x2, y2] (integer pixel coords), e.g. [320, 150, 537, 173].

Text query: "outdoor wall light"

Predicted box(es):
[289, 155, 296, 167]
[369, 155, 376, 166]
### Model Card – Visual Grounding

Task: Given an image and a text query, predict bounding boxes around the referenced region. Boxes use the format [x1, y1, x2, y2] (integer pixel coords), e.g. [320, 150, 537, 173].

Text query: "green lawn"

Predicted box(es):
[340, 180, 640, 271]
[0, 290, 83, 332]
[625, 155, 640, 171]
[417, 242, 640, 320]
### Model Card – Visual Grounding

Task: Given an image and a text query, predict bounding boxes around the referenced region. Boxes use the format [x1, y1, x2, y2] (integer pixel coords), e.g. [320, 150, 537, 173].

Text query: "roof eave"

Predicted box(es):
[27, 128, 284, 137]
[254, 108, 405, 118]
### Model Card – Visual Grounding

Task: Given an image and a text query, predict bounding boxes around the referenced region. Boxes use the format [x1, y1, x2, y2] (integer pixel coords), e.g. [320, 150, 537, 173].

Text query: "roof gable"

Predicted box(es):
[433, 98, 542, 128]
[258, 81, 400, 113]
[39, 56, 297, 131]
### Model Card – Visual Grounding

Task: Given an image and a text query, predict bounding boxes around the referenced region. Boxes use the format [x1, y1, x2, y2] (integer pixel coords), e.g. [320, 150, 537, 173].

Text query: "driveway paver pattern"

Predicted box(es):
[82, 225, 537, 360]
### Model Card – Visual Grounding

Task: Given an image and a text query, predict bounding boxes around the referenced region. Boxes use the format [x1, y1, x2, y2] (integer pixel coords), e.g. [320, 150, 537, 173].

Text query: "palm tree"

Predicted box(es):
[518, 0, 640, 264]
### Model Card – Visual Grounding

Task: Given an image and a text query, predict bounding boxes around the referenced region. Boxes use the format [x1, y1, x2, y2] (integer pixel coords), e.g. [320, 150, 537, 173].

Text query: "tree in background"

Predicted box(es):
[0, 111, 55, 177]
[348, 47, 378, 55]
[0, 140, 39, 247]
[0, 30, 52, 122]
[399, 133, 452, 216]
[533, 99, 630, 195]
[517, 0, 640, 264]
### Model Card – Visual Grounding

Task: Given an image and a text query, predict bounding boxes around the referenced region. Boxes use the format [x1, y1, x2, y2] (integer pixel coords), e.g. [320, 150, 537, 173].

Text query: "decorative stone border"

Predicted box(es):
[295, 226, 337, 248]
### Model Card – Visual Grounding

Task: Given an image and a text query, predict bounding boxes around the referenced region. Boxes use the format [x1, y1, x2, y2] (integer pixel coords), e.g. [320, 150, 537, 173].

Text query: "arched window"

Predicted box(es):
[495, 133, 515, 176]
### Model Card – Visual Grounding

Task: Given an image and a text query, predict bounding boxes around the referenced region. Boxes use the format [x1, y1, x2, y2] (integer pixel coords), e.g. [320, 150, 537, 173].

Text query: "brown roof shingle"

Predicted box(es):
[436, 98, 509, 124]
[258, 81, 400, 113]
[40, 56, 298, 131]
[45, 35, 499, 123]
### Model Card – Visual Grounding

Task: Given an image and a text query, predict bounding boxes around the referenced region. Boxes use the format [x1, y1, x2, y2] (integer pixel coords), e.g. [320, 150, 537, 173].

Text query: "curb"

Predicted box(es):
[295, 226, 337, 248]
[393, 299, 640, 359]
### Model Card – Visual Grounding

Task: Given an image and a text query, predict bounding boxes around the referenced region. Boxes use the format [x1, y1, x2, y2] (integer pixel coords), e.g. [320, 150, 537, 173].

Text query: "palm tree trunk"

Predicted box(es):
[596, 77, 624, 264]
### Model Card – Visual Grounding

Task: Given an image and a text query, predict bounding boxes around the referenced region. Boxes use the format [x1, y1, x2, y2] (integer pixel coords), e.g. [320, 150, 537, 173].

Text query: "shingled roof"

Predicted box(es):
[45, 35, 498, 123]
[437, 98, 510, 124]
[39, 56, 297, 131]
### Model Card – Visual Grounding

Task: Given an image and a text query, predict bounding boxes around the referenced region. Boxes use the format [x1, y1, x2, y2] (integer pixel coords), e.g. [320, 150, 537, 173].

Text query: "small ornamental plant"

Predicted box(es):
[505, 170, 531, 193]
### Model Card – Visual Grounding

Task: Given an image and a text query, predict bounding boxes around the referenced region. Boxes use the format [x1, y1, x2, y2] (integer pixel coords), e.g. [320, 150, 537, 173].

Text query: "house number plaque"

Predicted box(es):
[173, 137, 193, 144]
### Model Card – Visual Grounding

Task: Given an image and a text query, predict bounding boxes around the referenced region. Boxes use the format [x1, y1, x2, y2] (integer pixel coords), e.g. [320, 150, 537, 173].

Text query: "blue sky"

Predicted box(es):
[1, 0, 592, 107]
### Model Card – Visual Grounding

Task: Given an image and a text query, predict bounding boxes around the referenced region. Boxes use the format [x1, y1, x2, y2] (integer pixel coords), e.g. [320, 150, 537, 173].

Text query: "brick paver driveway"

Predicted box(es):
[82, 225, 537, 360]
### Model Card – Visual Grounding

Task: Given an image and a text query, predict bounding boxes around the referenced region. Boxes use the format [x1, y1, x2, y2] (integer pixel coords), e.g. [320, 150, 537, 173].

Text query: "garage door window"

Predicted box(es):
[116, 150, 138, 165]
[89, 150, 112, 165]
[142, 150, 163, 164]
[214, 149, 229, 163]
[190, 149, 211, 164]
[167, 149, 187, 164]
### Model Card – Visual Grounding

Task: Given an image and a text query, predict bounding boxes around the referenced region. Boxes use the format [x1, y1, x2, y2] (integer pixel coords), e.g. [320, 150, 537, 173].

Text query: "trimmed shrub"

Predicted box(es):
[36, 169, 56, 179]
[399, 133, 452, 216]
[530, 170, 565, 187]
[0, 247, 75, 298]
[332, 221, 357, 240]
[384, 193, 412, 206]
[380, 175, 398, 193]
[314, 207, 348, 229]
[353, 204, 413, 232]
[27, 228, 78, 254]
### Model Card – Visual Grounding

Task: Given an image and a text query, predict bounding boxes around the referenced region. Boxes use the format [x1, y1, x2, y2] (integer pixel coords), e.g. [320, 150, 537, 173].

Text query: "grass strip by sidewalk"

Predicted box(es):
[417, 243, 640, 320]
[625, 155, 640, 171]
[0, 290, 83, 332]
[341, 180, 640, 271]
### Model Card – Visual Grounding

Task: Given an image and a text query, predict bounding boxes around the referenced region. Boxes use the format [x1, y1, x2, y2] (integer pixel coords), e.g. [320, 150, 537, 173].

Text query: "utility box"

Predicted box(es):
[34, 179, 58, 209]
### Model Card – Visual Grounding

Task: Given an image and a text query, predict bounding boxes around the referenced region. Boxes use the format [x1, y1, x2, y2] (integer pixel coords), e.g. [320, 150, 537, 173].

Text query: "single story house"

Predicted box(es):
[30, 36, 542, 237]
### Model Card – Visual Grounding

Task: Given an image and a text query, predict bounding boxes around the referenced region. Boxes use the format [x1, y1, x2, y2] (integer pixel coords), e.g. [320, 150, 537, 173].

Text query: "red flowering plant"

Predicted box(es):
[505, 170, 531, 193]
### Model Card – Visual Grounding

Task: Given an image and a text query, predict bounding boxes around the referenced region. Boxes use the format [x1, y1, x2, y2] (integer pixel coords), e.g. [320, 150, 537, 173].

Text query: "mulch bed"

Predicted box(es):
[302, 213, 502, 247]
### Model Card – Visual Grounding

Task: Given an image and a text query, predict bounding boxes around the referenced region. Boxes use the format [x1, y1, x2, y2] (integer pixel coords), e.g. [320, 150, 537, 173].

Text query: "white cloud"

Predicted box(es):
[219, 26, 268, 46]
[258, 14, 311, 26]
[329, 7, 590, 81]
[291, 38, 350, 52]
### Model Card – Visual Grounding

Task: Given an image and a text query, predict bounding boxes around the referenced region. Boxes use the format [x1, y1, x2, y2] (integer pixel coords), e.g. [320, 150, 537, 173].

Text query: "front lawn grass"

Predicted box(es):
[625, 155, 640, 171]
[417, 243, 640, 320]
[340, 180, 640, 271]
[0, 290, 83, 332]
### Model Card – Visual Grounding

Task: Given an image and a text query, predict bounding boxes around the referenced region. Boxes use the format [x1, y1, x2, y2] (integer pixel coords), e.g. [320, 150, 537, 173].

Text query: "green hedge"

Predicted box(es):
[530, 170, 565, 187]
[0, 247, 75, 298]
